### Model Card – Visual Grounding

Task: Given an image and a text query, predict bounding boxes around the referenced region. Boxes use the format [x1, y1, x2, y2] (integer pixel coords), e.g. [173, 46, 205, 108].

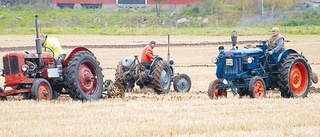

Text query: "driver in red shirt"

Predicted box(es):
[141, 41, 156, 69]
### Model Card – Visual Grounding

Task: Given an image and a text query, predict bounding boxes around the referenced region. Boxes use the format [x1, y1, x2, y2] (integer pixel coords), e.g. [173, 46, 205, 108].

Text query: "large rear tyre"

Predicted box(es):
[248, 76, 266, 98]
[31, 79, 53, 100]
[152, 61, 171, 94]
[173, 74, 191, 92]
[278, 53, 311, 98]
[208, 79, 227, 99]
[65, 51, 103, 100]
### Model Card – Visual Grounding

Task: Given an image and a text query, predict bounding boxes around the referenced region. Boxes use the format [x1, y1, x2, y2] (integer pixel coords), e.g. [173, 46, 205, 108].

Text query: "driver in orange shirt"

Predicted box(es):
[141, 41, 156, 69]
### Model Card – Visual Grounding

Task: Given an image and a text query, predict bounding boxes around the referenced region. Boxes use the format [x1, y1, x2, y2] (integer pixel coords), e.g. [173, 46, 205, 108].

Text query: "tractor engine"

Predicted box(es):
[213, 47, 264, 81]
[1, 51, 58, 86]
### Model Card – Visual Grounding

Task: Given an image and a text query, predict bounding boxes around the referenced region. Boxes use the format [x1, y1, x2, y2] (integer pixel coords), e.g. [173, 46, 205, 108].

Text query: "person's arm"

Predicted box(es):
[273, 38, 284, 52]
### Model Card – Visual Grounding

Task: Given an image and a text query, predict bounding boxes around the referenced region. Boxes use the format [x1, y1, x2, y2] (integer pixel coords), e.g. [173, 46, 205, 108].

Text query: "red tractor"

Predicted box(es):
[0, 15, 104, 101]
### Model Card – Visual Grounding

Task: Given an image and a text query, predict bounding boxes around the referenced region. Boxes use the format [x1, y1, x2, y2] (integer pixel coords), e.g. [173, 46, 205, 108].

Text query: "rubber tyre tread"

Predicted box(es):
[152, 60, 171, 94]
[248, 76, 266, 98]
[0, 87, 7, 100]
[173, 73, 191, 92]
[278, 53, 311, 98]
[31, 78, 53, 100]
[208, 79, 227, 99]
[65, 51, 103, 100]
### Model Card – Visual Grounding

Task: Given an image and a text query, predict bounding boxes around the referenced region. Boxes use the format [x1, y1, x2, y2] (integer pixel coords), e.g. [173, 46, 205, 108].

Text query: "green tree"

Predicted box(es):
[154, 0, 165, 19]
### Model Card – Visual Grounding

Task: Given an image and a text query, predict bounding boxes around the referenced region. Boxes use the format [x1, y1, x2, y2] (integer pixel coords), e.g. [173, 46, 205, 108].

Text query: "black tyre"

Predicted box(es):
[278, 53, 311, 98]
[208, 79, 227, 99]
[152, 60, 171, 94]
[31, 78, 53, 100]
[5, 2, 12, 7]
[65, 51, 103, 100]
[248, 76, 266, 98]
[0, 87, 7, 100]
[237, 88, 248, 98]
[51, 85, 62, 99]
[173, 74, 191, 92]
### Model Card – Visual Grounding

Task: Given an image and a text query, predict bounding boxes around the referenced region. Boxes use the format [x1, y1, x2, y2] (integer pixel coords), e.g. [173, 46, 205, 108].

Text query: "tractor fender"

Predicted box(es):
[276, 49, 297, 66]
[63, 47, 93, 66]
[150, 56, 163, 72]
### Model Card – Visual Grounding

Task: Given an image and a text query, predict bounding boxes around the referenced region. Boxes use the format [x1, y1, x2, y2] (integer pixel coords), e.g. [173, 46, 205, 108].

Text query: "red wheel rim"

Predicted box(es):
[213, 83, 226, 99]
[253, 80, 264, 98]
[38, 83, 51, 100]
[290, 62, 308, 96]
[213, 84, 219, 99]
[78, 61, 99, 96]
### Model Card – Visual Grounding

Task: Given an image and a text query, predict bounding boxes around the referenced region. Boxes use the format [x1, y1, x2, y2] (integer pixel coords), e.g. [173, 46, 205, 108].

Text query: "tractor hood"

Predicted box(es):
[222, 48, 263, 58]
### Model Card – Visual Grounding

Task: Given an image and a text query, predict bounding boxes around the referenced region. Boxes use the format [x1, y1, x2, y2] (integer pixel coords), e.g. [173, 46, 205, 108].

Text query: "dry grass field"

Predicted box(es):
[0, 35, 320, 136]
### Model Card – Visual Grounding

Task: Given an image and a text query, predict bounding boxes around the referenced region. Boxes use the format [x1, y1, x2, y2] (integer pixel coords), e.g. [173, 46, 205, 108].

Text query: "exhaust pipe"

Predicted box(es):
[231, 30, 237, 49]
[34, 15, 42, 67]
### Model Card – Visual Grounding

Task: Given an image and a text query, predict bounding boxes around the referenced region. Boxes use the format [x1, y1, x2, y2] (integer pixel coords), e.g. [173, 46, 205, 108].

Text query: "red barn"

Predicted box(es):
[51, 0, 203, 9]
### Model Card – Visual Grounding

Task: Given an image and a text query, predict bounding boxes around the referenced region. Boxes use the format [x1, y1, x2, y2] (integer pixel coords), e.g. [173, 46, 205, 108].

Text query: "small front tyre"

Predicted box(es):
[208, 79, 227, 99]
[248, 76, 266, 98]
[173, 74, 191, 92]
[31, 78, 53, 100]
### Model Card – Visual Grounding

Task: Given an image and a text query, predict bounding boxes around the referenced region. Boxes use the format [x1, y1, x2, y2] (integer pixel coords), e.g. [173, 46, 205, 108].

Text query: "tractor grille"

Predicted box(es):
[3, 56, 19, 75]
[224, 58, 240, 74]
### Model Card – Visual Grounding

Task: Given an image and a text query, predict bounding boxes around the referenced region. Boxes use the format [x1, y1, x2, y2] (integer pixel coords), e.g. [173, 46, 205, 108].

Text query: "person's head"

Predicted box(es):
[271, 27, 280, 37]
[218, 46, 224, 53]
[40, 34, 47, 45]
[149, 41, 156, 48]
[245, 43, 254, 49]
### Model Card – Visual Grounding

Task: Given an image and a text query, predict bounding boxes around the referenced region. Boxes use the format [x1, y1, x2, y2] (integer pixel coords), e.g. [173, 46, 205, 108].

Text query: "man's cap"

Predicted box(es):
[271, 27, 280, 32]
[150, 41, 156, 45]
[218, 46, 224, 50]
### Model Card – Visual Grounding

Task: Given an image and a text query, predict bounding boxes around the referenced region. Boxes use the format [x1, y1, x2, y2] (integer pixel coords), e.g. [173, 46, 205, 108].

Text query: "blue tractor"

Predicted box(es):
[208, 33, 318, 99]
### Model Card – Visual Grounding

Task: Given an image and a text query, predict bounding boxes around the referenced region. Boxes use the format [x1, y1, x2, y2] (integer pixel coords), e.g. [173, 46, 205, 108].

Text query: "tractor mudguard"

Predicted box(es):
[276, 49, 297, 67]
[63, 47, 93, 66]
[150, 57, 163, 72]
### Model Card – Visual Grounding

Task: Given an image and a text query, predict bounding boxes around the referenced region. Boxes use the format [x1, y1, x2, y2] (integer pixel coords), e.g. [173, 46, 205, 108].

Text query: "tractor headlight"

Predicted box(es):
[22, 64, 29, 72]
[211, 57, 218, 64]
[0, 69, 3, 76]
[247, 57, 254, 64]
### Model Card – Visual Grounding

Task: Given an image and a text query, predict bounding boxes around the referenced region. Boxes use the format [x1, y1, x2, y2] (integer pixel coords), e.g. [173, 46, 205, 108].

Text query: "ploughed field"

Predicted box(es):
[0, 35, 320, 136]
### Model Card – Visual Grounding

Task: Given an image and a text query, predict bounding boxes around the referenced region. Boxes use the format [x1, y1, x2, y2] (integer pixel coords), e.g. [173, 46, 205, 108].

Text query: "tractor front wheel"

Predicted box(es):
[208, 79, 227, 99]
[278, 53, 311, 98]
[65, 51, 103, 100]
[173, 74, 191, 92]
[31, 79, 53, 100]
[248, 76, 266, 98]
[0, 87, 7, 100]
[152, 61, 171, 94]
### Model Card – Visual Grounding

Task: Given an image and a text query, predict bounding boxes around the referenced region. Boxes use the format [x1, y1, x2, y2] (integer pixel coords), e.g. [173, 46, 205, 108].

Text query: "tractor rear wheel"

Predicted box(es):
[65, 51, 103, 100]
[173, 73, 191, 92]
[31, 78, 53, 100]
[278, 53, 311, 98]
[208, 79, 227, 99]
[152, 60, 171, 94]
[248, 76, 266, 98]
